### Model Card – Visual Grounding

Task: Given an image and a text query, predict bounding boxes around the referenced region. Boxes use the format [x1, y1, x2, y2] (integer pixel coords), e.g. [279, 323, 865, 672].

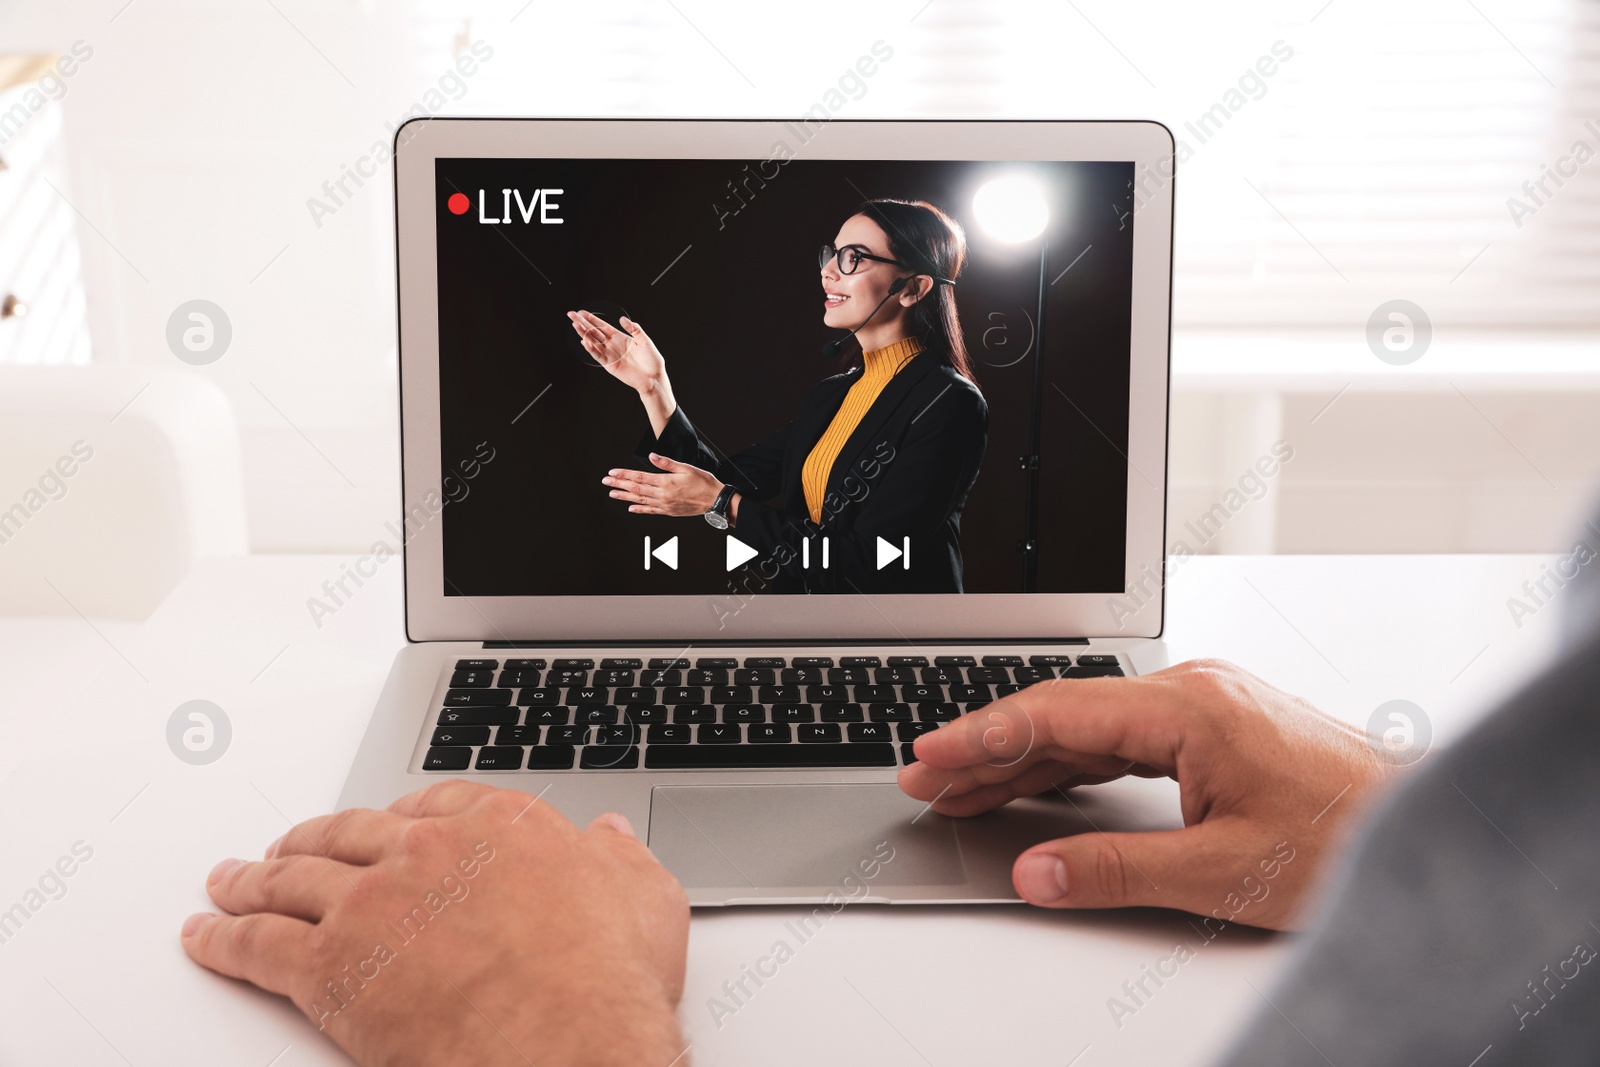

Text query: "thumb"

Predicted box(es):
[1013, 823, 1228, 913]
[587, 812, 635, 837]
[619, 315, 643, 334]
[648, 451, 685, 472]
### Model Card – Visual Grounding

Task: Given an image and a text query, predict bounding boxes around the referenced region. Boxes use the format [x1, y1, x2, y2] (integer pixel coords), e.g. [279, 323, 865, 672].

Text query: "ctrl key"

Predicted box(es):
[474, 746, 525, 771]
[423, 746, 473, 771]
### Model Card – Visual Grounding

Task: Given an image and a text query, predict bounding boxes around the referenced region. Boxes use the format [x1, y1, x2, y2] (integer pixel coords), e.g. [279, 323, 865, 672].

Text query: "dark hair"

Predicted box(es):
[851, 198, 977, 389]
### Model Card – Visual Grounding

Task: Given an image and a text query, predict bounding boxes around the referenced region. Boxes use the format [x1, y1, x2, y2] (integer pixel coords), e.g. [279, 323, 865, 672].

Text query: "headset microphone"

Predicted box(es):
[821, 276, 912, 358]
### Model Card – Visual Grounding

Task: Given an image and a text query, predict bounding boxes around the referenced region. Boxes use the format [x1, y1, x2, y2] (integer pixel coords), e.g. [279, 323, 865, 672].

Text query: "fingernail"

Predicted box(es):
[208, 858, 244, 886]
[182, 912, 217, 938]
[265, 834, 284, 859]
[1017, 853, 1069, 904]
[602, 813, 635, 836]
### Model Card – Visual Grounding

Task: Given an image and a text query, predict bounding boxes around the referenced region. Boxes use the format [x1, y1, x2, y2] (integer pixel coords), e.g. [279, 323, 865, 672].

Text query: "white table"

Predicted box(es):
[0, 553, 1571, 1066]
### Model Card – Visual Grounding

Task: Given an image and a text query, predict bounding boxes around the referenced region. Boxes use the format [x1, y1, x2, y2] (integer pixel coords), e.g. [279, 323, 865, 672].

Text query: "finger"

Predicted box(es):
[898, 758, 1088, 817]
[648, 452, 691, 473]
[386, 779, 499, 819]
[627, 505, 668, 515]
[618, 315, 645, 335]
[208, 854, 358, 922]
[912, 677, 1186, 776]
[587, 812, 636, 837]
[1012, 821, 1237, 914]
[181, 911, 318, 1003]
[578, 310, 622, 342]
[607, 482, 665, 505]
[606, 469, 667, 489]
[270, 808, 408, 865]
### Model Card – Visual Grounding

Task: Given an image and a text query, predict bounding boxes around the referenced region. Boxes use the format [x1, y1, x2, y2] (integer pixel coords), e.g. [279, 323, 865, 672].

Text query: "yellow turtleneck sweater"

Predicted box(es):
[801, 335, 923, 524]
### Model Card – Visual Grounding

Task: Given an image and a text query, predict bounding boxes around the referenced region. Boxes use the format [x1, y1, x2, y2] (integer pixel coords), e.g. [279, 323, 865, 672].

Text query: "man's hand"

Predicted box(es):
[898, 659, 1408, 930]
[181, 781, 690, 1067]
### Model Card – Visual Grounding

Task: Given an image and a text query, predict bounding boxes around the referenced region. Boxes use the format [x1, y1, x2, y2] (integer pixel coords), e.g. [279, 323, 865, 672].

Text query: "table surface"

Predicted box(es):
[0, 552, 1572, 1067]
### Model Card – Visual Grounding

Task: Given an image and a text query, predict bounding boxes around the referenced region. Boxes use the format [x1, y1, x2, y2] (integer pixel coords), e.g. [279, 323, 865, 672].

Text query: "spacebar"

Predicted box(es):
[645, 743, 895, 769]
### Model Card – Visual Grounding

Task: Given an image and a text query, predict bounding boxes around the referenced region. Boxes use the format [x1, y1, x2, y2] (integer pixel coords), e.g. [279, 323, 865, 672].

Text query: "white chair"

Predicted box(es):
[0, 365, 247, 619]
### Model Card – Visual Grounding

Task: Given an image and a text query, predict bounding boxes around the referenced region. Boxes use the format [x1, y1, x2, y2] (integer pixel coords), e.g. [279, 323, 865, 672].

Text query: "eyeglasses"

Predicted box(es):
[819, 243, 906, 275]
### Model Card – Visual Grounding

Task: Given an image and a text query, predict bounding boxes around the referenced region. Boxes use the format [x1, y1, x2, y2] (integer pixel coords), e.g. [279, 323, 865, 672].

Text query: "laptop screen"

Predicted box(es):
[432, 157, 1134, 605]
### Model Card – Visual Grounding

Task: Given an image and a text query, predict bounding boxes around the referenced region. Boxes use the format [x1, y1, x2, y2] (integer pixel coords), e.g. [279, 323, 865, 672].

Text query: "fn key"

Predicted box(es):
[423, 746, 472, 771]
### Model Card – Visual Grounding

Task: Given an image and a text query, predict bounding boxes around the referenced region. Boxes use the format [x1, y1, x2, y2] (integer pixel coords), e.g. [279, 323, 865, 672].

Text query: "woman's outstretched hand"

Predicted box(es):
[604, 453, 728, 518]
[567, 311, 666, 396]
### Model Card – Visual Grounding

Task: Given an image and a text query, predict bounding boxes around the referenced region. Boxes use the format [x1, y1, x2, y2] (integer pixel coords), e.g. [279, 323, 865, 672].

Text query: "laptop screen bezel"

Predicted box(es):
[394, 118, 1173, 643]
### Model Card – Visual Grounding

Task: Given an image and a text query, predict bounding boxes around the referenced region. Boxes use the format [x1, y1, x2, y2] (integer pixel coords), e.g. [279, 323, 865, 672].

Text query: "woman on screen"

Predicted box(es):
[568, 198, 988, 594]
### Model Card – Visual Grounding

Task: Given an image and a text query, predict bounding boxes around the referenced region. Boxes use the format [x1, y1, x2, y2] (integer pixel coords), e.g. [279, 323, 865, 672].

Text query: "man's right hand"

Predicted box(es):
[898, 659, 1407, 930]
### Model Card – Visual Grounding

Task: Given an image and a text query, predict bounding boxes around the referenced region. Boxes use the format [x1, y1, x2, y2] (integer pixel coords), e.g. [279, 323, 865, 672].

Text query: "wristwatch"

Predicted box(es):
[704, 485, 736, 529]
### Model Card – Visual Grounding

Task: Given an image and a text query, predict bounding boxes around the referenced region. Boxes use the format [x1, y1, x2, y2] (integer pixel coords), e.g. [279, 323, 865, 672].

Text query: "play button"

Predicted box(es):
[876, 535, 910, 570]
[726, 535, 759, 571]
[645, 535, 678, 570]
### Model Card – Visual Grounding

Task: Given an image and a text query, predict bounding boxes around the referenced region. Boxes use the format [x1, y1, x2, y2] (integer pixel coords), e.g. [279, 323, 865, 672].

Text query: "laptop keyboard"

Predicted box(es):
[422, 653, 1125, 773]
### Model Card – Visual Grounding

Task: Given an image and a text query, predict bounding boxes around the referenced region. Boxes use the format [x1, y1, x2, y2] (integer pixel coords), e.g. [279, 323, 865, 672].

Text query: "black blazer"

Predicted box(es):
[634, 348, 988, 593]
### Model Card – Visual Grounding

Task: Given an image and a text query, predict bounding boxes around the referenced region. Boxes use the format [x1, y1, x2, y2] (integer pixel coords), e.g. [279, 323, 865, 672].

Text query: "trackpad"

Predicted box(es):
[649, 784, 965, 890]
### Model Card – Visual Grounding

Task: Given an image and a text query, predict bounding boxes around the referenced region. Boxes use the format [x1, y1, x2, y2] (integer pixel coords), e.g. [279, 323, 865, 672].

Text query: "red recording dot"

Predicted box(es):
[447, 192, 470, 215]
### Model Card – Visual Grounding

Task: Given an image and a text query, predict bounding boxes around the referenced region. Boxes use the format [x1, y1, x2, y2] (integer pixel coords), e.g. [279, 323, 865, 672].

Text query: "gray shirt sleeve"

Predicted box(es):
[1219, 535, 1600, 1064]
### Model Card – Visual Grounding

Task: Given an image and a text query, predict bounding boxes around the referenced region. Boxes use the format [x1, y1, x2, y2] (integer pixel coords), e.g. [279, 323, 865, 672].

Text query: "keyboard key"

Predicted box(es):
[722, 704, 765, 725]
[793, 656, 834, 668]
[615, 687, 657, 704]
[982, 655, 1024, 667]
[444, 688, 513, 707]
[848, 722, 892, 743]
[642, 669, 683, 686]
[875, 667, 916, 684]
[623, 704, 669, 725]
[798, 723, 843, 743]
[648, 657, 690, 669]
[897, 721, 938, 742]
[901, 742, 919, 765]
[806, 684, 850, 703]
[1029, 654, 1074, 667]
[949, 684, 992, 702]
[1077, 655, 1120, 667]
[698, 723, 742, 744]
[917, 703, 961, 722]
[996, 683, 1027, 697]
[1013, 667, 1054, 683]
[566, 686, 609, 704]
[710, 685, 753, 704]
[524, 707, 571, 725]
[902, 683, 943, 702]
[594, 724, 640, 745]
[580, 745, 639, 769]
[548, 725, 590, 745]
[600, 657, 642, 669]
[734, 668, 775, 685]
[498, 670, 541, 688]
[841, 655, 882, 667]
[433, 725, 489, 746]
[829, 667, 870, 684]
[1063, 665, 1125, 678]
[553, 658, 595, 670]
[868, 703, 913, 722]
[772, 704, 816, 723]
[526, 746, 576, 770]
[437, 707, 518, 726]
[935, 655, 976, 667]
[744, 656, 786, 668]
[672, 704, 718, 724]
[662, 686, 702, 703]
[495, 725, 540, 746]
[854, 684, 895, 702]
[696, 657, 738, 669]
[475, 746, 524, 770]
[647, 743, 894, 769]
[593, 669, 634, 686]
[577, 705, 619, 725]
[687, 669, 727, 685]
[455, 658, 498, 671]
[758, 685, 801, 703]
[423, 747, 472, 771]
[819, 703, 864, 723]
[782, 667, 823, 684]
[749, 723, 792, 744]
[547, 669, 589, 686]
[647, 723, 691, 744]
[518, 687, 563, 705]
[966, 667, 1009, 683]
[505, 658, 547, 670]
[888, 655, 929, 667]
[921, 667, 960, 685]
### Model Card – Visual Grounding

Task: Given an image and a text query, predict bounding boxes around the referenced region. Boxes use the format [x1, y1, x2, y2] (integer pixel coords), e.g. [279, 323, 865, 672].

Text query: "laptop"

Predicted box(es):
[337, 118, 1175, 905]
